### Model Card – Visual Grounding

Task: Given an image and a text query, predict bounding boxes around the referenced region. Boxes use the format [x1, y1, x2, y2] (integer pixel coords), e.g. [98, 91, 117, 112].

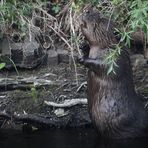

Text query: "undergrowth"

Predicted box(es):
[93, 0, 148, 74]
[0, 0, 147, 75]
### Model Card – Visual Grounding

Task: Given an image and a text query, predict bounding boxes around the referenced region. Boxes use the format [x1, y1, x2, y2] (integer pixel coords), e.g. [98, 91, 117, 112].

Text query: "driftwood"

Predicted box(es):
[44, 98, 87, 108]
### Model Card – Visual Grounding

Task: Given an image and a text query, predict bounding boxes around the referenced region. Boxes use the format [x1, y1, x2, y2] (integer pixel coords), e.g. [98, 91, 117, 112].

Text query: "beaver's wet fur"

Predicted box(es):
[79, 6, 148, 139]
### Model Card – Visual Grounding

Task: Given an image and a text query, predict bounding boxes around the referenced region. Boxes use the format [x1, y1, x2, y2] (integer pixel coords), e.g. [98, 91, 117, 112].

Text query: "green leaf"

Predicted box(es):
[126, 36, 131, 48]
[142, 8, 147, 17]
[107, 64, 113, 75]
[52, 4, 61, 14]
[0, 63, 6, 70]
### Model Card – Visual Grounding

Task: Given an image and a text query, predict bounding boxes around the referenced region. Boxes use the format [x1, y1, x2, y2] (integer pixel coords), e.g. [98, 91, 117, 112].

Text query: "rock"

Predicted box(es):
[47, 49, 58, 66]
[54, 108, 69, 117]
[0, 37, 11, 55]
[57, 48, 69, 63]
[145, 48, 148, 59]
[130, 54, 148, 97]
[130, 54, 147, 71]
[0, 37, 45, 69]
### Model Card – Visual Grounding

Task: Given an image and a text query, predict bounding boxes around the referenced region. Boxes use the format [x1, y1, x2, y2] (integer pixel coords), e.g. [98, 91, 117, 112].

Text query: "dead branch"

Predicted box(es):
[0, 112, 59, 129]
[44, 98, 87, 107]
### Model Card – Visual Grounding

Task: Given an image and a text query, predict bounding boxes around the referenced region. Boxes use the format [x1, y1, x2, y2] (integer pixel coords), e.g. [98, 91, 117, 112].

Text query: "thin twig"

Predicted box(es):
[47, 25, 73, 51]
[35, 7, 57, 21]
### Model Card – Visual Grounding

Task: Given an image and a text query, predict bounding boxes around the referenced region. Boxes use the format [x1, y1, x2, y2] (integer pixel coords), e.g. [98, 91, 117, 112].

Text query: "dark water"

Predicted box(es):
[0, 129, 148, 148]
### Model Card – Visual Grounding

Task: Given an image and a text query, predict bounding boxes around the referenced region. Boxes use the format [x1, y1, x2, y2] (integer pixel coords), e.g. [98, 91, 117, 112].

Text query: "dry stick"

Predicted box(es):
[56, 0, 74, 17]
[48, 25, 73, 51]
[40, 3, 80, 85]
[35, 7, 57, 21]
[28, 22, 32, 42]
[21, 5, 81, 85]
[143, 32, 148, 59]
[19, 15, 32, 42]
[69, 7, 79, 85]
[106, 7, 114, 31]
[47, 24, 80, 86]
[44, 98, 87, 108]
[69, 6, 81, 55]
[47, 28, 79, 86]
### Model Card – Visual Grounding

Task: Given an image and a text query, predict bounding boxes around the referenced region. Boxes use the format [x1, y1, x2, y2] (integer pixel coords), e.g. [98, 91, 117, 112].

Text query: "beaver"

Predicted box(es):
[79, 6, 148, 139]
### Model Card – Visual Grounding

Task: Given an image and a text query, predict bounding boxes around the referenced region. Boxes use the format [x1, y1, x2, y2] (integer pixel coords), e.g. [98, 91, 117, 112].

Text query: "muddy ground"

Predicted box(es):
[0, 54, 147, 131]
[0, 61, 91, 130]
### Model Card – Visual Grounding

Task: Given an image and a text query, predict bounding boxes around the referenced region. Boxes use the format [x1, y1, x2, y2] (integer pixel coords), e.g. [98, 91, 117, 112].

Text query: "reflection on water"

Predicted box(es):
[0, 129, 148, 148]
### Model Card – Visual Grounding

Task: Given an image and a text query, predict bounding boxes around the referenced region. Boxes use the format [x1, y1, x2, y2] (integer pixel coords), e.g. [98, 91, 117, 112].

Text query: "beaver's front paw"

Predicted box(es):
[79, 42, 90, 58]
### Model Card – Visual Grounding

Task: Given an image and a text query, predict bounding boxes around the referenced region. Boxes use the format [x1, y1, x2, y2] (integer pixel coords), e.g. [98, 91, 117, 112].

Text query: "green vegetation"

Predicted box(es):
[0, 0, 147, 74]
[0, 0, 50, 40]
[0, 63, 5, 70]
[93, 0, 148, 74]
[30, 86, 38, 102]
[52, 3, 61, 14]
[104, 45, 121, 75]
[112, 0, 148, 45]
[0, 0, 33, 39]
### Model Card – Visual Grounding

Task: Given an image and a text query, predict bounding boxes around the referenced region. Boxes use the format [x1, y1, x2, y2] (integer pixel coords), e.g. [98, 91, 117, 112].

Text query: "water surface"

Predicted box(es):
[0, 129, 148, 148]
